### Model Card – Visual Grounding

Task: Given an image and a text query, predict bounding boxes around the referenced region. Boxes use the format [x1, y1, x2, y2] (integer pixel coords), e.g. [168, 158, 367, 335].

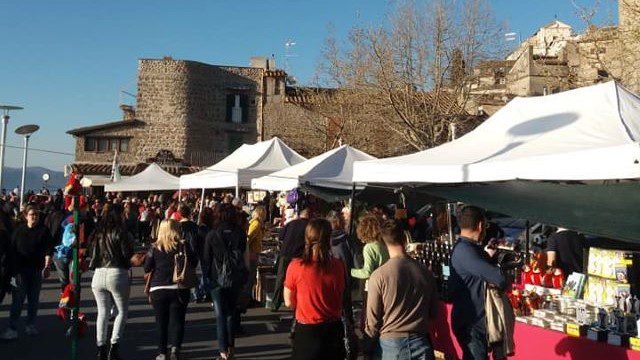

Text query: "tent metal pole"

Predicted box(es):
[447, 202, 454, 242]
[199, 188, 205, 219]
[348, 183, 357, 237]
[235, 185, 239, 198]
[525, 220, 530, 263]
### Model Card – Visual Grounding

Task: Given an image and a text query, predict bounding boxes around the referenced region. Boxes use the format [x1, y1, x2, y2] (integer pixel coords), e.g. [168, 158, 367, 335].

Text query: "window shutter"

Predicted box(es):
[226, 94, 234, 122]
[241, 94, 249, 123]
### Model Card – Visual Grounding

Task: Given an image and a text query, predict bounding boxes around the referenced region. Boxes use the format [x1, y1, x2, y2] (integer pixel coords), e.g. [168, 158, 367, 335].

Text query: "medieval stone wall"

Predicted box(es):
[136, 59, 191, 163]
[262, 101, 327, 158]
[135, 58, 264, 166]
[73, 125, 144, 164]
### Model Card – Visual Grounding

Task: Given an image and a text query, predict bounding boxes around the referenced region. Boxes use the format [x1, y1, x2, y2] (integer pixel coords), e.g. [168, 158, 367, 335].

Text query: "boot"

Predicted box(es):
[108, 343, 122, 360]
[97, 345, 108, 360]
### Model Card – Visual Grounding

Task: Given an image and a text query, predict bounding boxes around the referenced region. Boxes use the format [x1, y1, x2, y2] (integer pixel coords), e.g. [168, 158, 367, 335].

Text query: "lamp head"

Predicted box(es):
[15, 124, 39, 136]
[0, 105, 23, 117]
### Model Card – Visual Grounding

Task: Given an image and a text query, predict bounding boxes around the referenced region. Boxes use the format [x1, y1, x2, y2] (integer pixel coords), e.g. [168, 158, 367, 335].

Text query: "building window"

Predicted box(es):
[119, 138, 129, 152]
[274, 78, 281, 95]
[85, 138, 96, 151]
[226, 94, 249, 123]
[228, 133, 244, 153]
[98, 138, 109, 152]
[84, 137, 130, 153]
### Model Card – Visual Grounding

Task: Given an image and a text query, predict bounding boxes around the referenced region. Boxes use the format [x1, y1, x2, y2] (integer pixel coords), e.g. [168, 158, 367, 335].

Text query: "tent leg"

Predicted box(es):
[348, 183, 357, 237]
[178, 188, 182, 201]
[199, 188, 205, 219]
[525, 220, 530, 263]
[447, 202, 454, 242]
[235, 185, 239, 199]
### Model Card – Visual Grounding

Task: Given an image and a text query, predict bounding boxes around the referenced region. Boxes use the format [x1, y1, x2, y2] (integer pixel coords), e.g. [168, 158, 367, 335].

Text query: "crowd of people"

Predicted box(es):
[0, 186, 511, 360]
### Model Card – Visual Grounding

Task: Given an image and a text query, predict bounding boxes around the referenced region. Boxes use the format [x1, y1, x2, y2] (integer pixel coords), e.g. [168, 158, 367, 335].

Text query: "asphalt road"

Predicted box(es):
[0, 267, 293, 360]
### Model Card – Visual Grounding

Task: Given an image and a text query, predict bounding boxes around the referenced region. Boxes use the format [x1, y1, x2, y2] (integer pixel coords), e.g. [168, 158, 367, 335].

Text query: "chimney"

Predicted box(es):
[250, 56, 268, 69]
[120, 104, 136, 121]
[268, 54, 276, 70]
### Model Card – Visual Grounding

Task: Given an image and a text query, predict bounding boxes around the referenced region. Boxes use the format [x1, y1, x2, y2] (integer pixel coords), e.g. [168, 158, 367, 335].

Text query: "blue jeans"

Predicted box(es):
[211, 287, 239, 354]
[9, 267, 43, 329]
[376, 334, 434, 360]
[453, 318, 488, 360]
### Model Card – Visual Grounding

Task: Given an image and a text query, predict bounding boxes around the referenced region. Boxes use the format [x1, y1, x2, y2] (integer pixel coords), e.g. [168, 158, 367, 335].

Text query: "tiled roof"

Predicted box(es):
[67, 119, 145, 136]
[71, 162, 201, 177]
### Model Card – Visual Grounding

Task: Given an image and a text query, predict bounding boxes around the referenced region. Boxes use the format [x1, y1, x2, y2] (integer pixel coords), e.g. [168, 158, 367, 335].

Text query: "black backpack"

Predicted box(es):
[210, 228, 247, 289]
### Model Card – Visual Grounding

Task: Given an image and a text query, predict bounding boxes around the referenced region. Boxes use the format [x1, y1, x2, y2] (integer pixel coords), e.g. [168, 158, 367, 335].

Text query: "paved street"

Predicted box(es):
[0, 268, 293, 359]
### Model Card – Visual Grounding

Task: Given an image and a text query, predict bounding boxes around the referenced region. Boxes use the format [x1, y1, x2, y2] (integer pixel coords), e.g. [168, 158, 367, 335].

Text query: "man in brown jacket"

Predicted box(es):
[365, 220, 439, 360]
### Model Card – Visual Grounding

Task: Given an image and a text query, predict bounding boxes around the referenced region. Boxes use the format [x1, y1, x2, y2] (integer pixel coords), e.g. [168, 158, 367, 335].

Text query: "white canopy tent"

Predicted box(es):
[104, 163, 179, 192]
[179, 137, 306, 195]
[251, 145, 376, 191]
[353, 81, 640, 184]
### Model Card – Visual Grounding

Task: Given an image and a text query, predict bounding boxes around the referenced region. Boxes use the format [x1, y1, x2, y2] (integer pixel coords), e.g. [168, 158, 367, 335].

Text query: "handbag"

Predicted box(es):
[143, 270, 153, 304]
[173, 241, 197, 289]
[130, 252, 146, 267]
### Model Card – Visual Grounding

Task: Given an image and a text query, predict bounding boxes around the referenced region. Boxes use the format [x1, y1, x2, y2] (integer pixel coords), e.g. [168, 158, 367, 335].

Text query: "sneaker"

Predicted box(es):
[155, 355, 166, 360]
[24, 325, 39, 336]
[0, 327, 18, 340]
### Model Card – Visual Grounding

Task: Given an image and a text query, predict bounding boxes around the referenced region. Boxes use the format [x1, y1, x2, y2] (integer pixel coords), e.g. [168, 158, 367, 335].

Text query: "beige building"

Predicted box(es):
[470, 1, 640, 114]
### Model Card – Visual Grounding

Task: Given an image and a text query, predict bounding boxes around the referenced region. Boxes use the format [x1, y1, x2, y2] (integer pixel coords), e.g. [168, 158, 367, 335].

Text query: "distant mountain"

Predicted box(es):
[2, 166, 66, 192]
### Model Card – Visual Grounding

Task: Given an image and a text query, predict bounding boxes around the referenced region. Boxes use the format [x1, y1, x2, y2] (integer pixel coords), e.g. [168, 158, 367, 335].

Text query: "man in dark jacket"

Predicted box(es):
[270, 208, 309, 311]
[0, 224, 10, 305]
[450, 206, 506, 360]
[178, 205, 204, 302]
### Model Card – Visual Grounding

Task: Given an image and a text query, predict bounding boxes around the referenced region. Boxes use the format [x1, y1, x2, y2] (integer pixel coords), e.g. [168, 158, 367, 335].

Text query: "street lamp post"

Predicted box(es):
[0, 105, 24, 191]
[15, 124, 39, 208]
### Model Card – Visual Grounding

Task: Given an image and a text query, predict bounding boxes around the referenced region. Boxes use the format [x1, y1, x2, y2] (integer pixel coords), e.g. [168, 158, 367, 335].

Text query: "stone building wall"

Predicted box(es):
[135, 59, 192, 164]
[262, 101, 327, 158]
[136, 58, 264, 166]
[73, 125, 144, 164]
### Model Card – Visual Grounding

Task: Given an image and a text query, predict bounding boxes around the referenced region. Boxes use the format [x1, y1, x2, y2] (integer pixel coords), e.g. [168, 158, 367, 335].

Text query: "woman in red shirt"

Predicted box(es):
[284, 218, 346, 360]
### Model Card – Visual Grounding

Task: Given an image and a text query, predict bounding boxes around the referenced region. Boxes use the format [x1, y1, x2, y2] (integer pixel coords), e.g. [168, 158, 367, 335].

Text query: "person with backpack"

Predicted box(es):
[144, 219, 197, 360]
[202, 203, 248, 360]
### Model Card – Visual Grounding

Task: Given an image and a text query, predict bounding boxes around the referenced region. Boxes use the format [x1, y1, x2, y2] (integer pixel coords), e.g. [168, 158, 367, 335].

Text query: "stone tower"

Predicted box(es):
[618, 0, 640, 92]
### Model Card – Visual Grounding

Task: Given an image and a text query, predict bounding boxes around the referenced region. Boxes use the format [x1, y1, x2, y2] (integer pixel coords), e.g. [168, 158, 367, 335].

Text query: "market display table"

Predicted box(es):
[430, 302, 640, 359]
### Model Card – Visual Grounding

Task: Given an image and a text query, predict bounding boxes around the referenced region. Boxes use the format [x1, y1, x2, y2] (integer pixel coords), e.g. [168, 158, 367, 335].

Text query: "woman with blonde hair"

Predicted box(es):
[246, 206, 266, 298]
[144, 219, 196, 360]
[284, 218, 346, 360]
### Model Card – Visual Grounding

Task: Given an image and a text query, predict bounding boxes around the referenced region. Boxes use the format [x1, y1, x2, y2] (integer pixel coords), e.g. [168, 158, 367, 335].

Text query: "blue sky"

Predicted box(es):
[0, 0, 616, 171]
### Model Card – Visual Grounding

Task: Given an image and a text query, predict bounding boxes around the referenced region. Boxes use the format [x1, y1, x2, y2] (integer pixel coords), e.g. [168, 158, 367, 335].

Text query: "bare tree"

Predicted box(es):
[314, 0, 502, 154]
[570, 0, 640, 91]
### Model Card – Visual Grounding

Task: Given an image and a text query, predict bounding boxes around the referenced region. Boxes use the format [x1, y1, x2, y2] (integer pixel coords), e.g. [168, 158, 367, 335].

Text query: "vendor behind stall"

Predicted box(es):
[545, 227, 586, 278]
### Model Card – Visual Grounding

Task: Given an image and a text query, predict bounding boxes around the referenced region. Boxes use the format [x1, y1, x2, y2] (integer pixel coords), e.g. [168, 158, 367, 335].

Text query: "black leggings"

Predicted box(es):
[291, 320, 345, 360]
[150, 289, 190, 354]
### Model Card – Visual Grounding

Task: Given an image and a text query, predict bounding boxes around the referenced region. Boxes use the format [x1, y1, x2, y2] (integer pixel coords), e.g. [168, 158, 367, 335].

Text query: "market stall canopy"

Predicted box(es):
[251, 145, 376, 191]
[353, 81, 640, 184]
[422, 181, 640, 244]
[104, 163, 179, 192]
[179, 137, 306, 189]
